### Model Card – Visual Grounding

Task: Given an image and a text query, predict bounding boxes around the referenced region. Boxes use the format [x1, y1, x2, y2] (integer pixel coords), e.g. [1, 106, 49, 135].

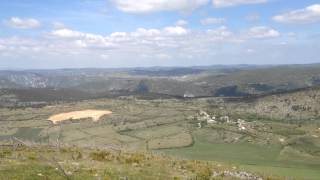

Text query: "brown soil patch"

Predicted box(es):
[48, 109, 112, 124]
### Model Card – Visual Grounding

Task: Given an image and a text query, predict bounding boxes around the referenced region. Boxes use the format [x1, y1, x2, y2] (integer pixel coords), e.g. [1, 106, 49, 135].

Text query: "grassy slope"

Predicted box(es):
[0, 146, 271, 180]
[159, 132, 320, 180]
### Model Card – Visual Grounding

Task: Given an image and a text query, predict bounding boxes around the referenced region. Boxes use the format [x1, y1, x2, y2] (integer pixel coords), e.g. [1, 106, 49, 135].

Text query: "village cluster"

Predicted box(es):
[195, 110, 248, 131]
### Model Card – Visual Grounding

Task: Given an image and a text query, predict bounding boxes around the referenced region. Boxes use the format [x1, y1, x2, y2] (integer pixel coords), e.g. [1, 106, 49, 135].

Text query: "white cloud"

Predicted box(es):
[0, 24, 288, 68]
[163, 26, 188, 36]
[246, 26, 280, 39]
[74, 40, 88, 48]
[50, 26, 189, 51]
[175, 19, 188, 26]
[213, 0, 267, 8]
[52, 29, 86, 38]
[4, 17, 41, 29]
[15, 26, 282, 53]
[201, 17, 226, 25]
[51, 28, 114, 48]
[206, 26, 235, 41]
[131, 28, 161, 37]
[52, 22, 66, 29]
[273, 4, 320, 24]
[112, 0, 209, 13]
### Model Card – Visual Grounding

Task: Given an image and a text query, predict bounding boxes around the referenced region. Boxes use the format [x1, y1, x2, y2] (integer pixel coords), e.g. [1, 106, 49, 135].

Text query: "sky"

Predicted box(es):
[0, 0, 319, 69]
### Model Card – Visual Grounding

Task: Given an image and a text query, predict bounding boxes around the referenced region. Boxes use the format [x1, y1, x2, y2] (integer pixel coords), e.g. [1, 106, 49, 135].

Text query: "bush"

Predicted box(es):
[195, 166, 212, 180]
[124, 153, 145, 164]
[90, 151, 113, 161]
[0, 149, 12, 158]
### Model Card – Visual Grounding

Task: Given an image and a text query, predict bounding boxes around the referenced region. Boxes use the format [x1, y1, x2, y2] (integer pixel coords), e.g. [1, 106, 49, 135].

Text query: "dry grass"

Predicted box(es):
[48, 109, 112, 124]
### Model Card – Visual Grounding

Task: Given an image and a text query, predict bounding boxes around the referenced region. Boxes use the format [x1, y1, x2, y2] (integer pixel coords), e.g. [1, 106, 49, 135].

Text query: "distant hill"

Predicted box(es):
[0, 64, 319, 99]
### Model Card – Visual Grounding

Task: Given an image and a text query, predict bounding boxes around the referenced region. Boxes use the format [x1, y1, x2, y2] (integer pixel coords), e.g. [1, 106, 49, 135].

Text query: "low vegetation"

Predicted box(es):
[0, 145, 271, 180]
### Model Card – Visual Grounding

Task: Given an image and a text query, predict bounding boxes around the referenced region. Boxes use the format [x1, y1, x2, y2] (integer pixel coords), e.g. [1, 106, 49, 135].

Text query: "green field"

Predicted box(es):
[160, 134, 320, 180]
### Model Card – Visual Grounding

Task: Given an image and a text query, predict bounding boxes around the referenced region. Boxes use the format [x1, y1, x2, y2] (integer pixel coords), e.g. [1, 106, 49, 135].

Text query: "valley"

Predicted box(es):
[0, 65, 320, 179]
[1, 75, 320, 179]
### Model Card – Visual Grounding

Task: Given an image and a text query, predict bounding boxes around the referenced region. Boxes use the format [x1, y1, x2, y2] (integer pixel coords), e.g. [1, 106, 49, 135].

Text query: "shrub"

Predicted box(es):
[195, 166, 212, 180]
[90, 151, 113, 161]
[0, 149, 12, 158]
[124, 153, 145, 164]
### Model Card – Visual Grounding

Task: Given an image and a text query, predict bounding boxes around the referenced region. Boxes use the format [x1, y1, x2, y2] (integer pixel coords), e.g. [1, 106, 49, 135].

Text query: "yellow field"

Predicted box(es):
[48, 109, 112, 124]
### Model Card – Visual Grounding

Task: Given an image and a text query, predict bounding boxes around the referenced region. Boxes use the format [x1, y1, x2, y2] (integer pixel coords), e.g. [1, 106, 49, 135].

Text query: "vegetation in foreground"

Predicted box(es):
[0, 145, 277, 180]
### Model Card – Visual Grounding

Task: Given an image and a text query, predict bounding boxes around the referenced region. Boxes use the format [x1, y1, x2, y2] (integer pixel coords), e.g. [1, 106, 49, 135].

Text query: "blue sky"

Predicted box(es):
[0, 0, 319, 69]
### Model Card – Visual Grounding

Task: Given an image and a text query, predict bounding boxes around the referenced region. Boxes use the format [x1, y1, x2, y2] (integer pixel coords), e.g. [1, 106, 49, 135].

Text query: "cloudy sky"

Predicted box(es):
[0, 0, 319, 69]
